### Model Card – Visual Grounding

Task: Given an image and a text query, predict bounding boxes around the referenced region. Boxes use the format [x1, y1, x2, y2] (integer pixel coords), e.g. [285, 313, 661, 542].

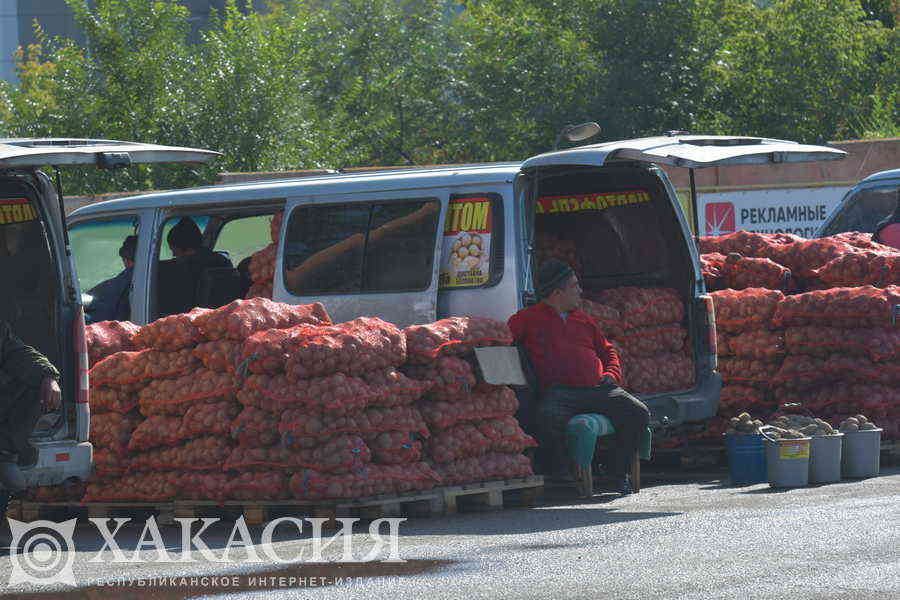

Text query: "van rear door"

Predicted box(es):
[0, 138, 221, 168]
[280, 191, 445, 326]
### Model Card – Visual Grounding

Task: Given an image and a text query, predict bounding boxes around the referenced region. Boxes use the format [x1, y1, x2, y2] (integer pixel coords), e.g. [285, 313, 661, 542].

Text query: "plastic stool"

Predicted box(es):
[565, 413, 652, 497]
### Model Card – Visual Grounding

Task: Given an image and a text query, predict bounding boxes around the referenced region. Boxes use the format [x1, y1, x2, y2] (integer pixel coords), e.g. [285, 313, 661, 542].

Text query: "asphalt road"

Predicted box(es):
[2, 468, 898, 600]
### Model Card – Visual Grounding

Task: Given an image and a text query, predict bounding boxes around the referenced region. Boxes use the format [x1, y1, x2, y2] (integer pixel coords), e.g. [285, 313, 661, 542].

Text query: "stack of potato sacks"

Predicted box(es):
[700, 231, 900, 443]
[83, 298, 331, 502]
[581, 287, 694, 395]
[402, 318, 535, 485]
[244, 211, 283, 299]
[236, 314, 440, 501]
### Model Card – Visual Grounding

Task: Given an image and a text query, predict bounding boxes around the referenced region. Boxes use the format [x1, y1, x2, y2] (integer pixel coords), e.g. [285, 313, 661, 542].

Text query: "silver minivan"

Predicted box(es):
[68, 135, 844, 428]
[0, 138, 219, 501]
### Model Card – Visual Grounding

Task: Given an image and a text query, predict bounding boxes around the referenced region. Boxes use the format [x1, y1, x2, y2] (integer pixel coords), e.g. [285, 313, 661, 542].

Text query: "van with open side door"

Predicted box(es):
[0, 138, 219, 499]
[68, 135, 845, 429]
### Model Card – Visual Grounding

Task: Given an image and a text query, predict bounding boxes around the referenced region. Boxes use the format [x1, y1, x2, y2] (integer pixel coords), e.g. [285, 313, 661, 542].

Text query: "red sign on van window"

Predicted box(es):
[0, 198, 38, 225]
[536, 190, 650, 214]
[705, 202, 735, 235]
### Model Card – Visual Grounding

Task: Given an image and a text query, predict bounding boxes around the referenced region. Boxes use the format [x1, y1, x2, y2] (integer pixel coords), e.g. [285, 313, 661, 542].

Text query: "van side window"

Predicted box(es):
[70, 217, 138, 293]
[283, 199, 440, 295]
[439, 193, 503, 289]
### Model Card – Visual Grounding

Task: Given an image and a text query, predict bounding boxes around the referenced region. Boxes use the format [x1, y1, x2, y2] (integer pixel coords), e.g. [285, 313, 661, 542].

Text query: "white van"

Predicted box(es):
[68, 135, 845, 428]
[0, 138, 219, 502]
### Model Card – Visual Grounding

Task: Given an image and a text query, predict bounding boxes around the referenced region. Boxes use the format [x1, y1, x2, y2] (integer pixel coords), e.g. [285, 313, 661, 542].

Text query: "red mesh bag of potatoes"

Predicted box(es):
[179, 472, 231, 502]
[728, 329, 785, 361]
[240, 372, 373, 415]
[830, 232, 900, 253]
[475, 416, 538, 453]
[418, 386, 518, 429]
[279, 406, 428, 449]
[90, 386, 138, 414]
[368, 430, 423, 465]
[432, 452, 534, 486]
[711, 288, 784, 333]
[133, 307, 211, 351]
[283, 317, 407, 379]
[719, 356, 776, 388]
[824, 355, 900, 387]
[535, 234, 582, 276]
[128, 415, 184, 452]
[86, 320, 141, 367]
[784, 326, 900, 362]
[719, 385, 769, 412]
[699, 231, 800, 258]
[722, 253, 792, 290]
[90, 348, 199, 390]
[130, 436, 233, 472]
[616, 325, 686, 358]
[773, 285, 900, 328]
[245, 280, 273, 300]
[700, 253, 727, 291]
[289, 462, 440, 500]
[402, 357, 476, 401]
[138, 369, 235, 417]
[773, 355, 830, 390]
[227, 471, 290, 501]
[270, 211, 284, 243]
[425, 422, 493, 463]
[193, 340, 241, 373]
[224, 435, 371, 473]
[767, 238, 858, 277]
[249, 243, 277, 284]
[716, 330, 733, 357]
[92, 448, 130, 481]
[625, 352, 695, 394]
[404, 317, 513, 364]
[181, 400, 241, 439]
[361, 368, 432, 407]
[231, 406, 279, 447]
[591, 287, 685, 329]
[814, 251, 900, 287]
[84, 472, 181, 502]
[29, 482, 86, 503]
[91, 412, 142, 453]
[580, 299, 626, 340]
[194, 298, 331, 342]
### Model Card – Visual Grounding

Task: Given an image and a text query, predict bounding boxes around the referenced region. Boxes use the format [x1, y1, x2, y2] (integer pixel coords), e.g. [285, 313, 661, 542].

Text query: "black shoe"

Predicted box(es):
[616, 475, 633, 496]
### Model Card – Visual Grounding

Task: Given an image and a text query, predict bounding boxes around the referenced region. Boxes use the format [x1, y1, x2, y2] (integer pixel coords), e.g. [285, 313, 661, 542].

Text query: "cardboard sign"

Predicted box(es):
[0, 198, 38, 225]
[440, 197, 492, 288]
[536, 190, 651, 215]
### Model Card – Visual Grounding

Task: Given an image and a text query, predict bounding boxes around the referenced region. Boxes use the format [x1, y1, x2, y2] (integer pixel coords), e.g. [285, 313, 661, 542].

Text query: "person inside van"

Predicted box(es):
[872, 191, 900, 250]
[0, 320, 60, 470]
[87, 235, 137, 323]
[157, 218, 233, 316]
[508, 259, 650, 496]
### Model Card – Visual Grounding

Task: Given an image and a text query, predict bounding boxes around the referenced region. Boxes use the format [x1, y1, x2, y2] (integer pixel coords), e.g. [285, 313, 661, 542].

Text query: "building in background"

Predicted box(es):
[1, 0, 267, 84]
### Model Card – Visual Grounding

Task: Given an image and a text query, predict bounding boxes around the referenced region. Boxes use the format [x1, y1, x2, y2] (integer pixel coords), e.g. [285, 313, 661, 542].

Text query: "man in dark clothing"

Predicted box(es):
[0, 320, 60, 467]
[508, 259, 649, 495]
[157, 218, 233, 316]
[873, 190, 900, 250]
[87, 235, 137, 323]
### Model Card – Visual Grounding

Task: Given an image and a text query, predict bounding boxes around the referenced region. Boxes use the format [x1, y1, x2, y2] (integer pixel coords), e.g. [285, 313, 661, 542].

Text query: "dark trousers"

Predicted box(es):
[0, 387, 41, 464]
[538, 383, 650, 478]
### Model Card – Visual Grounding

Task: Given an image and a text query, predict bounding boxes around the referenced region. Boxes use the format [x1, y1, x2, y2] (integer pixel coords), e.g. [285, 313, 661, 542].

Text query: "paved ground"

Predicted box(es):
[1, 468, 898, 600]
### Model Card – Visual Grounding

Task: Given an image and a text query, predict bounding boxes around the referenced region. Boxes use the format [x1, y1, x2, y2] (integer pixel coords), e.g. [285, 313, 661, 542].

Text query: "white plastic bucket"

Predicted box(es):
[809, 434, 843, 484]
[763, 435, 811, 488]
[841, 428, 882, 478]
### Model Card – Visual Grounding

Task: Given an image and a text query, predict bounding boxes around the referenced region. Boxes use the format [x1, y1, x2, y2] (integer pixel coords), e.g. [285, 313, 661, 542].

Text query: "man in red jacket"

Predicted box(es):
[508, 259, 649, 495]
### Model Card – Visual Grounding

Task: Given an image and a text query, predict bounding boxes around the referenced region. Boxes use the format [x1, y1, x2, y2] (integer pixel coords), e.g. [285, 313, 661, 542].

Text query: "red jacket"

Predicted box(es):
[508, 302, 623, 388]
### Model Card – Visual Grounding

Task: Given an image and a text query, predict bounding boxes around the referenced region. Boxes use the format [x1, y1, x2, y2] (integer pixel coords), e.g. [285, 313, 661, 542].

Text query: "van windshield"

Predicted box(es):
[820, 184, 900, 236]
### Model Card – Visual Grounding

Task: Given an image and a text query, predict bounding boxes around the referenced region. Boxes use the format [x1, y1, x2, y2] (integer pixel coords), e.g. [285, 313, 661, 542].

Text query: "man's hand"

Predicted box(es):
[40, 377, 61, 412]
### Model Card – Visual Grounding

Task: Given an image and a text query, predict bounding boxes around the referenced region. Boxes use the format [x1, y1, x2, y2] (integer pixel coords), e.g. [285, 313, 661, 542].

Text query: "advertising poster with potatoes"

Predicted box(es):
[440, 196, 492, 288]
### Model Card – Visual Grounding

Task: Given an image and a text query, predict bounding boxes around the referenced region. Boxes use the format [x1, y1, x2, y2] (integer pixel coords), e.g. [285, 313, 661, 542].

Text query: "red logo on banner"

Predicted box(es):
[705, 202, 735, 235]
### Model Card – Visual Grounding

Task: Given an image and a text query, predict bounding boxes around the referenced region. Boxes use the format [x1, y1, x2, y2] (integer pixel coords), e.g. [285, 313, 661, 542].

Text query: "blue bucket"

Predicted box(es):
[725, 433, 767, 485]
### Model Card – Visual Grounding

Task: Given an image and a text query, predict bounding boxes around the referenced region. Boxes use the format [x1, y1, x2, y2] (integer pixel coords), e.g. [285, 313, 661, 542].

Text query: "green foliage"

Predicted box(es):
[0, 0, 896, 195]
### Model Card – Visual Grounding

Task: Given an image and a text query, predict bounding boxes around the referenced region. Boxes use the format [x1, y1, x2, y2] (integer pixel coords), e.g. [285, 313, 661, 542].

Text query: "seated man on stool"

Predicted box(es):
[508, 259, 649, 495]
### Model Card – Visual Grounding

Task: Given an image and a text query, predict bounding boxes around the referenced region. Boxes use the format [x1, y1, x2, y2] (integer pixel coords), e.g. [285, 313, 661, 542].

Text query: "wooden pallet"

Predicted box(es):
[438, 475, 544, 513]
[6, 476, 544, 525]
